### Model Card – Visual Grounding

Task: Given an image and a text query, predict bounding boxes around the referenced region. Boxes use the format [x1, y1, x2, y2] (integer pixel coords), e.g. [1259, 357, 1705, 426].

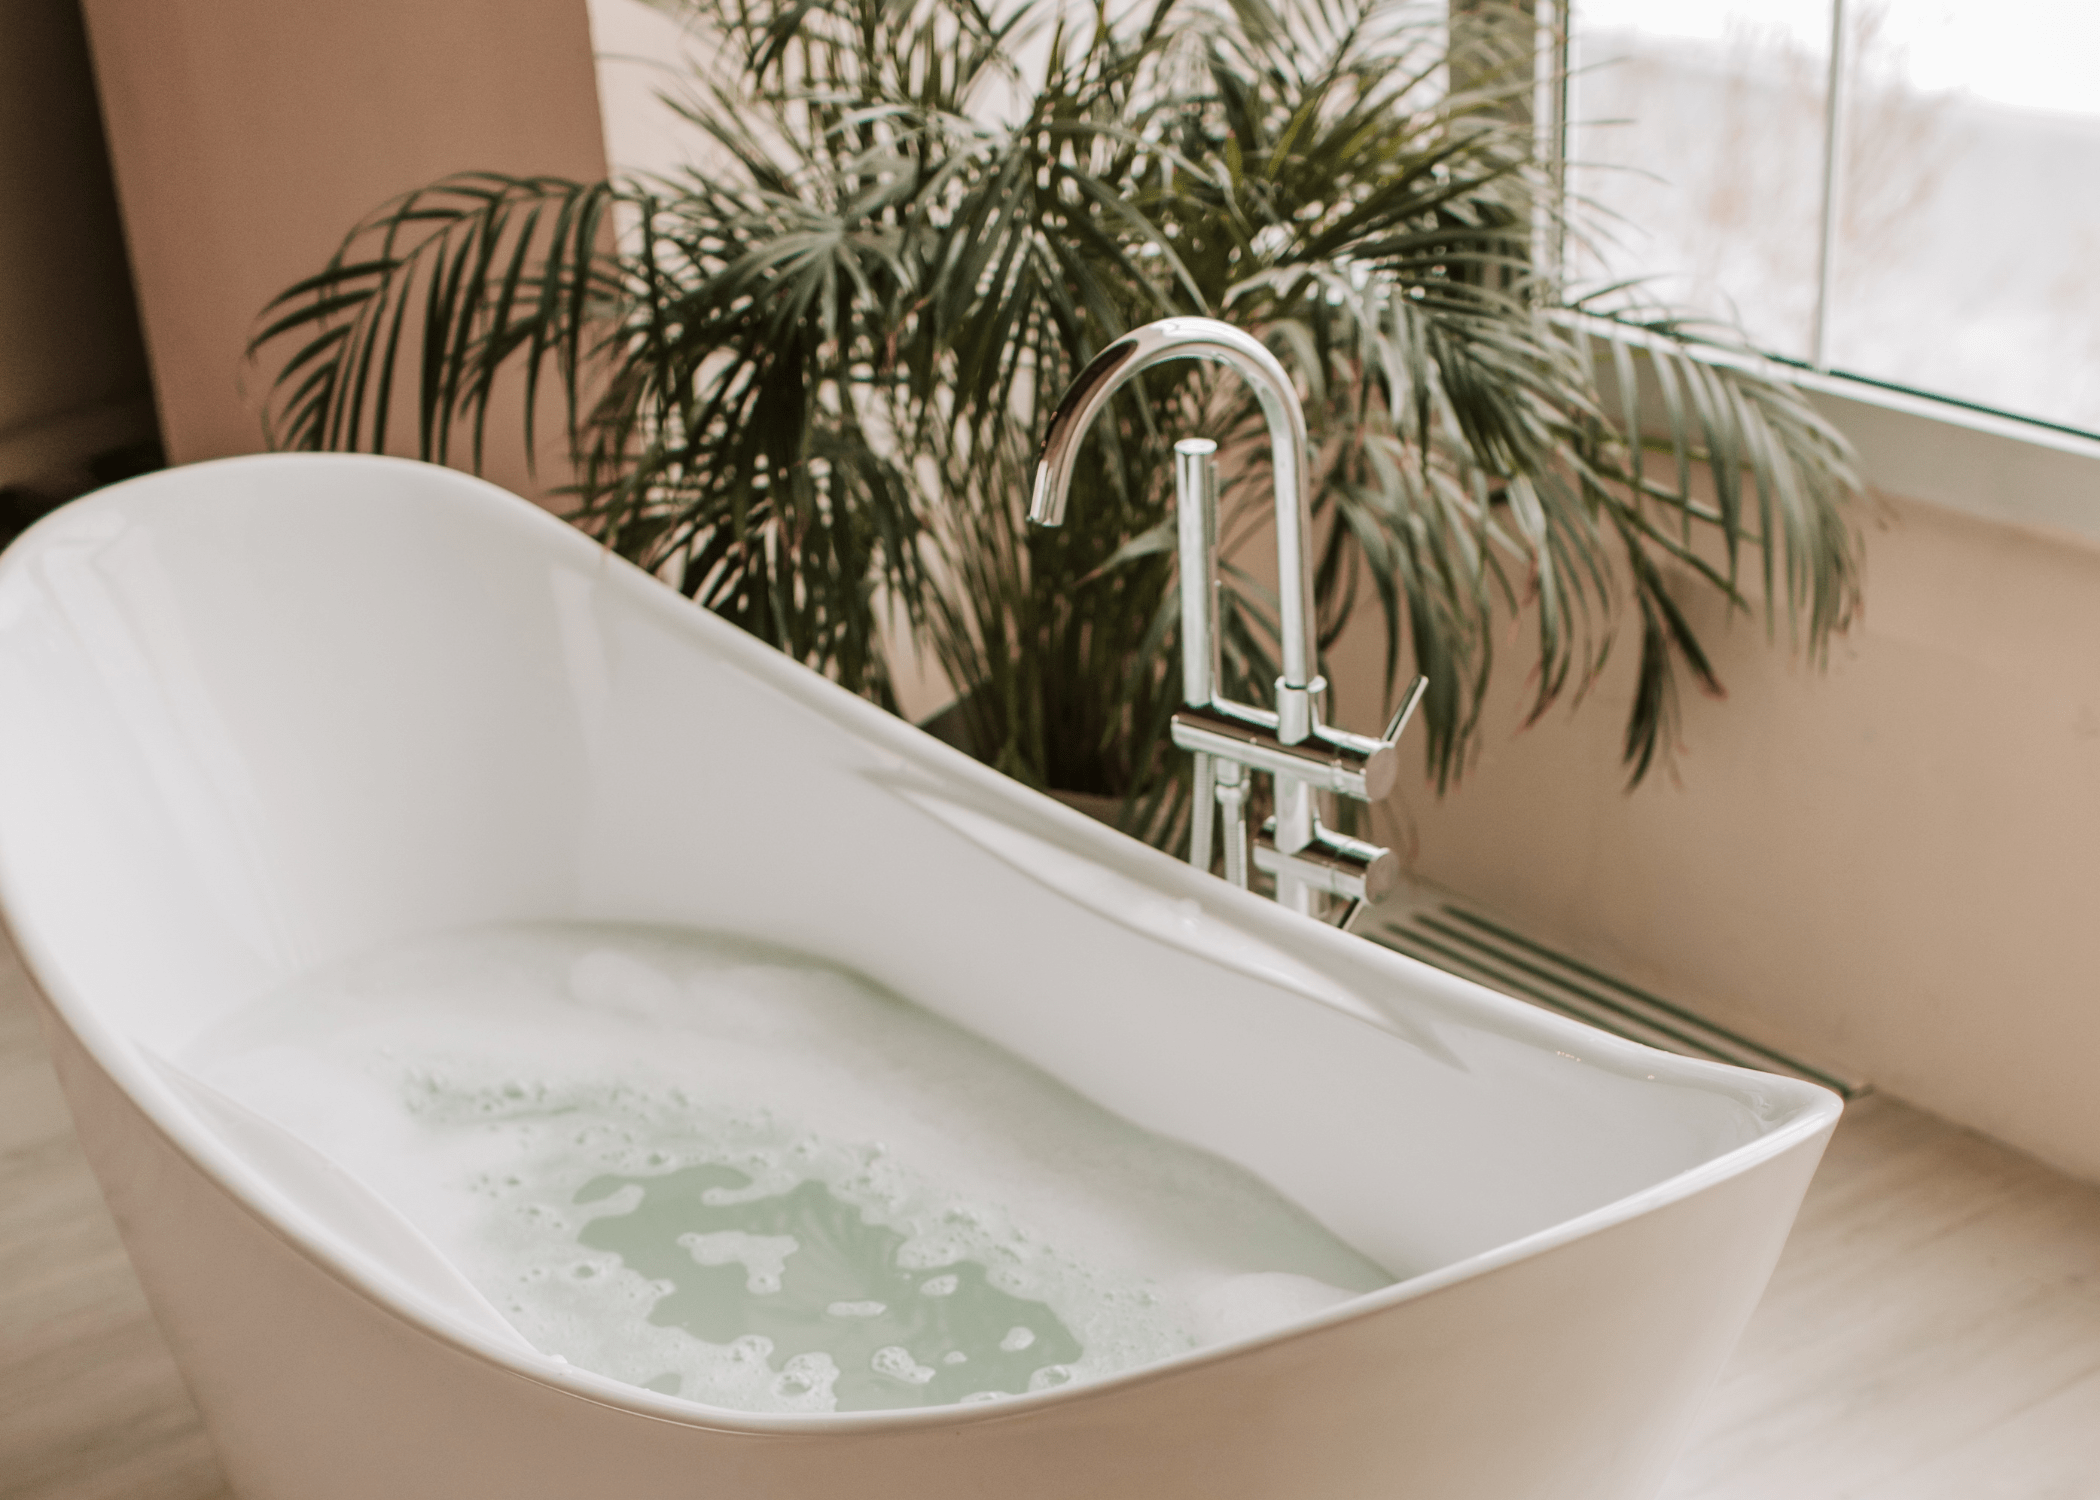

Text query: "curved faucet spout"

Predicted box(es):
[1027, 318, 1318, 731]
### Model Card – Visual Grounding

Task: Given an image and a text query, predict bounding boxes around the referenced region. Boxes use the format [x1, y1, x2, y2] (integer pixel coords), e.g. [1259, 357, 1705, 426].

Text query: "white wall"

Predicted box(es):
[586, 0, 705, 182]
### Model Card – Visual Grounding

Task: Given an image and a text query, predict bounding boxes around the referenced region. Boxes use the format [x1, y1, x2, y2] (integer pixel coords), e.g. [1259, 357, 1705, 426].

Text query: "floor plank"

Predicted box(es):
[0, 942, 228, 1500]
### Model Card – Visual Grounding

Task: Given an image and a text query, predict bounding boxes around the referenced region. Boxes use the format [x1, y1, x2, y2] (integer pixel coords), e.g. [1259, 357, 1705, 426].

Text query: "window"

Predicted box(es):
[1565, 0, 2100, 435]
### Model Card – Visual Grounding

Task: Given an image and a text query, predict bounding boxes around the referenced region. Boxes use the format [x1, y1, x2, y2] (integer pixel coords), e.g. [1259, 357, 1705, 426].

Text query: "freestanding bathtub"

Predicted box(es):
[0, 454, 1837, 1500]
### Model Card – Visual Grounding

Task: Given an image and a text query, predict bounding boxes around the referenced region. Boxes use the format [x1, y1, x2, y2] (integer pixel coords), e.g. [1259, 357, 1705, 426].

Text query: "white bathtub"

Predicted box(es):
[0, 454, 1836, 1500]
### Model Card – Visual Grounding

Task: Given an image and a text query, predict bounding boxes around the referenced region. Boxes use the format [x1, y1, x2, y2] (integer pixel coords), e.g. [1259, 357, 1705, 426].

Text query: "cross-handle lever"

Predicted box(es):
[1173, 673, 1427, 915]
[1250, 674, 1428, 908]
[1382, 673, 1430, 749]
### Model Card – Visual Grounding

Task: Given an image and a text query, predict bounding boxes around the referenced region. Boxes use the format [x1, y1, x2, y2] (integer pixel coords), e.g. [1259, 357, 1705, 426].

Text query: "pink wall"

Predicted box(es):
[1339, 493, 2100, 1185]
[79, 0, 609, 499]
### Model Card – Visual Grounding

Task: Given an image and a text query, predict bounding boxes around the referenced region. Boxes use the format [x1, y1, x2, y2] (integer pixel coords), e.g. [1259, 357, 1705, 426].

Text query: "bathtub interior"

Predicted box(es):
[0, 456, 1827, 1331]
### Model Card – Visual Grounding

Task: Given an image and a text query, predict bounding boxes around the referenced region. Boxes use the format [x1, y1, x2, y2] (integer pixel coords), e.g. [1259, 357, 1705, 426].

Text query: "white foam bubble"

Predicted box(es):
[182, 923, 1393, 1414]
[1187, 1272, 1362, 1346]
[681, 1231, 799, 1295]
[871, 1346, 937, 1385]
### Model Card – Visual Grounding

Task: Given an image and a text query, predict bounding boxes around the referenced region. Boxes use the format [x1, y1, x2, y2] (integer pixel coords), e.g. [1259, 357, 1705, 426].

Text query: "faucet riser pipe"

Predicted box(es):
[1272, 773, 1316, 913]
[1189, 750, 1216, 874]
[1215, 761, 1250, 890]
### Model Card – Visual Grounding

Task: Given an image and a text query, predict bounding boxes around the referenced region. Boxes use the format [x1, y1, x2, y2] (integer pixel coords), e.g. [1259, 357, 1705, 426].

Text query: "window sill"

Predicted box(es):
[1790, 369, 2100, 550]
[1580, 316, 2100, 551]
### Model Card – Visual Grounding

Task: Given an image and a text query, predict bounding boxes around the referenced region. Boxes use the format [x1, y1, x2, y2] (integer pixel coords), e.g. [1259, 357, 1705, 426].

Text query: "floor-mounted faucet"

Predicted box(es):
[1029, 316, 1426, 919]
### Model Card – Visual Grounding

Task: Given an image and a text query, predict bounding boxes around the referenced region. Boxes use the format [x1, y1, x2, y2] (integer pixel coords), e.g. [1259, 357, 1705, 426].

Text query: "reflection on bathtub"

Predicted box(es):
[185, 924, 1391, 1413]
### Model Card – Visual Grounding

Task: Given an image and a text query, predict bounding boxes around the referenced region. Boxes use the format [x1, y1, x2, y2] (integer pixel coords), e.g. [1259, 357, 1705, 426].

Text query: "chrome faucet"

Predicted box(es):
[1028, 316, 1426, 919]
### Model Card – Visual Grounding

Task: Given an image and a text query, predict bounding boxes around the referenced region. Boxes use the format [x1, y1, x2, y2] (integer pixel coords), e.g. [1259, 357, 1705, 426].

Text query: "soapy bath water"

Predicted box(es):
[184, 924, 1392, 1413]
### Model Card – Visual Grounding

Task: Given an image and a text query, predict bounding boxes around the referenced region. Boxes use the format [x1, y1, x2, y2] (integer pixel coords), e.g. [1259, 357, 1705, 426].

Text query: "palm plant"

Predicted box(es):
[250, 0, 1861, 843]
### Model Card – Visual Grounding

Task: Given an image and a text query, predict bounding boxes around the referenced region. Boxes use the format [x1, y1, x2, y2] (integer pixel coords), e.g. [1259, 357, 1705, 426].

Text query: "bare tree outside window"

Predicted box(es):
[1567, 3, 1831, 356]
[1826, 0, 2100, 430]
[1565, 0, 2100, 434]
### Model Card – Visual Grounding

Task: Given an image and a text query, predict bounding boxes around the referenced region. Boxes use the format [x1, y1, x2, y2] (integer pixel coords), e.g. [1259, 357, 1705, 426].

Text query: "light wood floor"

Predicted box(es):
[1660, 1090, 2100, 1500]
[3, 935, 2096, 1499]
[0, 939, 226, 1500]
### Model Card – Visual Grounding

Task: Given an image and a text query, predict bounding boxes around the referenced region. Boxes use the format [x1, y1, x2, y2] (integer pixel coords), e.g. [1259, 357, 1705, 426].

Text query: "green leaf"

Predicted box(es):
[248, 0, 1862, 815]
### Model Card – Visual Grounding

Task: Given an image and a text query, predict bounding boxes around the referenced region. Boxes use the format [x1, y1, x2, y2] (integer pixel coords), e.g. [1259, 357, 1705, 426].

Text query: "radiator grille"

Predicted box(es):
[1350, 891, 1865, 1097]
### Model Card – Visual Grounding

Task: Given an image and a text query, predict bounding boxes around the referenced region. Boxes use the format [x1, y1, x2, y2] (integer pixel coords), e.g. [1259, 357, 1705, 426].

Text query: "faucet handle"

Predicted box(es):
[1253, 819, 1399, 905]
[1381, 674, 1430, 747]
[1172, 704, 1398, 803]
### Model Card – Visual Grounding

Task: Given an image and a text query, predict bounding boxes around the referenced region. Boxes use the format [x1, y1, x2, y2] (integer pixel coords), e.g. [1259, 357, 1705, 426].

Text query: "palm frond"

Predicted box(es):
[249, 0, 1862, 821]
[251, 173, 619, 472]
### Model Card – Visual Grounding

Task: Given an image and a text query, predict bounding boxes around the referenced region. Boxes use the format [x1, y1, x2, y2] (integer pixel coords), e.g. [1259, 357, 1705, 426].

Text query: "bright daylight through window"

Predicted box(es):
[1567, 0, 2100, 435]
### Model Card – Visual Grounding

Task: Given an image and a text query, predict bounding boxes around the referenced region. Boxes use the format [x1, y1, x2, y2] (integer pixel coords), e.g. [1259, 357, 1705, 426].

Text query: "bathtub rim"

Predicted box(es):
[0, 454, 1844, 1436]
